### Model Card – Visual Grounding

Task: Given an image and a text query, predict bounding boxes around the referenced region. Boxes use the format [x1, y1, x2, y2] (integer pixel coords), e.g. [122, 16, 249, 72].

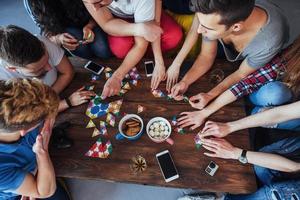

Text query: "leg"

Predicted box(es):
[108, 35, 134, 59]
[225, 180, 300, 200]
[160, 11, 183, 52]
[249, 81, 293, 107]
[90, 26, 112, 59]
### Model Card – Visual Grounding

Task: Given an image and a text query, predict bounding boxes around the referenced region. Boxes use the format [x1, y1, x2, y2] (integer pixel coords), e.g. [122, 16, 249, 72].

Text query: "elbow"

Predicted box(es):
[283, 164, 300, 173]
[38, 185, 57, 198]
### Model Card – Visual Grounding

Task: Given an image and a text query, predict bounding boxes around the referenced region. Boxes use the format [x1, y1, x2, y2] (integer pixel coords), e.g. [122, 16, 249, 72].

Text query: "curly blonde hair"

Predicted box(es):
[0, 79, 59, 133]
[282, 36, 300, 97]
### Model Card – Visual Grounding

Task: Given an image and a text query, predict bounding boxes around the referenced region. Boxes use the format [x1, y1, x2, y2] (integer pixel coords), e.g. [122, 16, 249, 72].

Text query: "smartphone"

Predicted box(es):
[84, 61, 105, 75]
[156, 150, 179, 182]
[144, 61, 154, 77]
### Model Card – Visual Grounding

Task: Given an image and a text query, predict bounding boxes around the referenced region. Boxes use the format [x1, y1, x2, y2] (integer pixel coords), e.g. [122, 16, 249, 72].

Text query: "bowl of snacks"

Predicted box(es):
[116, 114, 144, 141]
[146, 117, 173, 145]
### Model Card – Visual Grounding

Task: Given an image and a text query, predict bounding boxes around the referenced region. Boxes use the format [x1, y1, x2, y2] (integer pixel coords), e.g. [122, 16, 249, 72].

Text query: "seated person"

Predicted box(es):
[178, 101, 300, 200]
[0, 25, 95, 112]
[24, 0, 112, 59]
[168, 0, 289, 103]
[82, 0, 183, 98]
[0, 79, 69, 200]
[177, 36, 300, 131]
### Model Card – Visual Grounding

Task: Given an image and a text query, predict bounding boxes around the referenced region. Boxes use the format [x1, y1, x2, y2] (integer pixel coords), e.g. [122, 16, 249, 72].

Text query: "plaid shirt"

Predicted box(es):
[229, 55, 287, 98]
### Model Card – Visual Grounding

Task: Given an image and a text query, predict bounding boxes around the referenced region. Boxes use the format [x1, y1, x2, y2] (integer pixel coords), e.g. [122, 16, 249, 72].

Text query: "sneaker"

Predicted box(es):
[178, 193, 216, 200]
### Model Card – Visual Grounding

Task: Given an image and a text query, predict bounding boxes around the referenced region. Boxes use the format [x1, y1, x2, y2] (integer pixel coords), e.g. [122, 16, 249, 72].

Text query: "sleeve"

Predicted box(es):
[40, 37, 64, 67]
[134, 0, 155, 23]
[0, 167, 27, 193]
[229, 55, 285, 98]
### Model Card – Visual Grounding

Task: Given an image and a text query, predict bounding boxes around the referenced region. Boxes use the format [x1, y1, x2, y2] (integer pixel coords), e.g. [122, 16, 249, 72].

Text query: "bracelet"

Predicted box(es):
[65, 98, 72, 108]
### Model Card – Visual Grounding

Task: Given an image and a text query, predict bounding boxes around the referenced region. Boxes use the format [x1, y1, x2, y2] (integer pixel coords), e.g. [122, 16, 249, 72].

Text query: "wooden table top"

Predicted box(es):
[50, 59, 257, 194]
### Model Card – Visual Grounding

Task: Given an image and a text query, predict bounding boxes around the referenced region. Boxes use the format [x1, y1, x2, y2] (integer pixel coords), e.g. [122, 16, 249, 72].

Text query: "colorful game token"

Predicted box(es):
[86, 95, 109, 118]
[130, 79, 138, 86]
[152, 89, 165, 98]
[99, 121, 107, 135]
[183, 96, 189, 103]
[122, 82, 131, 90]
[86, 120, 96, 128]
[91, 74, 101, 81]
[106, 113, 116, 127]
[108, 99, 123, 115]
[85, 138, 112, 159]
[119, 89, 128, 96]
[176, 127, 185, 134]
[194, 134, 203, 149]
[84, 85, 95, 91]
[92, 128, 101, 137]
[166, 94, 173, 101]
[105, 72, 112, 80]
[171, 116, 177, 126]
[137, 105, 145, 113]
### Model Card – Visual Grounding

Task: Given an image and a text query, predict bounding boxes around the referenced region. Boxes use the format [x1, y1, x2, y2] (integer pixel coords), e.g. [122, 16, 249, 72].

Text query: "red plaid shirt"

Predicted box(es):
[229, 55, 287, 98]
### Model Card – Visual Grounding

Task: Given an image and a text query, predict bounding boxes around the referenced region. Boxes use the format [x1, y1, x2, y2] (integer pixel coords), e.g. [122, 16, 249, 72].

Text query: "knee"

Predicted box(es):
[108, 36, 134, 59]
[254, 165, 272, 184]
[161, 21, 183, 51]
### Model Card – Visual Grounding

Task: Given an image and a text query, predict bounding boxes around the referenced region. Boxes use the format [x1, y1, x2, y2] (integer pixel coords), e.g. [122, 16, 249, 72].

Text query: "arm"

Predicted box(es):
[202, 138, 300, 173]
[151, 0, 163, 66]
[51, 55, 74, 93]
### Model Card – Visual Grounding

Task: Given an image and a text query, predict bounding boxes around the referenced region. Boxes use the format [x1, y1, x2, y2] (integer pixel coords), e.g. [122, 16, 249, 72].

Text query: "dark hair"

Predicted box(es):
[27, 0, 90, 36]
[0, 25, 45, 67]
[0, 79, 59, 133]
[190, 0, 255, 27]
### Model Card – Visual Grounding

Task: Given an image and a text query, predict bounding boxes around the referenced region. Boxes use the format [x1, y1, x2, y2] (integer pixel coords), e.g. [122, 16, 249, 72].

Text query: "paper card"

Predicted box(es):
[106, 113, 116, 127]
[152, 89, 165, 98]
[85, 138, 113, 159]
[137, 105, 145, 113]
[99, 121, 107, 135]
[107, 99, 123, 115]
[92, 128, 100, 137]
[86, 120, 96, 128]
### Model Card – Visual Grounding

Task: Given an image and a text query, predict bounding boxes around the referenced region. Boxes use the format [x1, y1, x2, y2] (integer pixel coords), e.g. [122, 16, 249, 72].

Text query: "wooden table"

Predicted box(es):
[50, 59, 257, 194]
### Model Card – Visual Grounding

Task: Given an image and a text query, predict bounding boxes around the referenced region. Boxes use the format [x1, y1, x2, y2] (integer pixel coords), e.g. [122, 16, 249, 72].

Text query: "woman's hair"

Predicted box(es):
[27, 0, 91, 36]
[0, 79, 59, 133]
[282, 36, 300, 97]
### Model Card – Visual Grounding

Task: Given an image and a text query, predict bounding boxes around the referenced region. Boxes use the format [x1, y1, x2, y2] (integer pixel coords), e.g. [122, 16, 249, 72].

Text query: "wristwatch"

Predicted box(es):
[238, 149, 248, 164]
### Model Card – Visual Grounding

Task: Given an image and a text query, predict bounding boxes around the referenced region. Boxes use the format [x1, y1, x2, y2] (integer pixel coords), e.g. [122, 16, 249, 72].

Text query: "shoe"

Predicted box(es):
[178, 193, 216, 200]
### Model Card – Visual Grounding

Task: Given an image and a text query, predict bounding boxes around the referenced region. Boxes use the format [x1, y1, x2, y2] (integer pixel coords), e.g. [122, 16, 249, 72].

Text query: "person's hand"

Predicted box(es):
[166, 62, 180, 93]
[69, 87, 96, 106]
[189, 92, 214, 110]
[170, 81, 189, 101]
[202, 138, 242, 160]
[82, 26, 95, 44]
[177, 110, 209, 130]
[57, 33, 79, 50]
[33, 117, 55, 153]
[101, 74, 122, 99]
[137, 22, 163, 42]
[151, 62, 166, 90]
[200, 121, 232, 139]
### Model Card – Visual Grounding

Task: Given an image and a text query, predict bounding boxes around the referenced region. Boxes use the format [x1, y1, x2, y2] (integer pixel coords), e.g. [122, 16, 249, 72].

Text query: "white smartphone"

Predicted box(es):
[144, 61, 154, 77]
[156, 150, 179, 182]
[84, 61, 105, 75]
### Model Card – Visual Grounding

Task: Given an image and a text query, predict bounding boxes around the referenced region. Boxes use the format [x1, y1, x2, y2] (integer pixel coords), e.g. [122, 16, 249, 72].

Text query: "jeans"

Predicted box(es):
[226, 137, 300, 200]
[66, 26, 112, 60]
[249, 81, 300, 131]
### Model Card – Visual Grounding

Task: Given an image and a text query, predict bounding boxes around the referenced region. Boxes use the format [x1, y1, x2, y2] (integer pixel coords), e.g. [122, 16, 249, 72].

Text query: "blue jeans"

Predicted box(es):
[249, 81, 300, 131]
[65, 26, 111, 59]
[226, 137, 300, 200]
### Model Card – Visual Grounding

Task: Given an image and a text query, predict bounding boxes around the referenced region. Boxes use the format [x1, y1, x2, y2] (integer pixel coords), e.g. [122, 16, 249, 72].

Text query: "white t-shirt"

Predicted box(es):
[0, 36, 64, 86]
[108, 0, 155, 23]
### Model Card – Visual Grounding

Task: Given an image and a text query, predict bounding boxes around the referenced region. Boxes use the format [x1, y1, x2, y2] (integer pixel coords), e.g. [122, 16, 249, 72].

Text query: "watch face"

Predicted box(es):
[239, 157, 248, 164]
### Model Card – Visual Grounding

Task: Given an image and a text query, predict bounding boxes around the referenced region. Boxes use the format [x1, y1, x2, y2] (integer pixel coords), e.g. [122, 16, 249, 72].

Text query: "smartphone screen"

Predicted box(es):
[85, 61, 104, 74]
[145, 61, 154, 76]
[157, 152, 178, 180]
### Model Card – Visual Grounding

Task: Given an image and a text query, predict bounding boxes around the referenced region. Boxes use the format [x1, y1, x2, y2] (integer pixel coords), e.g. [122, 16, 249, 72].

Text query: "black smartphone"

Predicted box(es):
[144, 61, 154, 77]
[84, 61, 105, 75]
[156, 150, 179, 182]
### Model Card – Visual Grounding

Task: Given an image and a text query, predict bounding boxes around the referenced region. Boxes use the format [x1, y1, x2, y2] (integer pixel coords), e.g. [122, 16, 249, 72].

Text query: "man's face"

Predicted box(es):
[82, 0, 113, 11]
[196, 12, 232, 40]
[17, 51, 52, 78]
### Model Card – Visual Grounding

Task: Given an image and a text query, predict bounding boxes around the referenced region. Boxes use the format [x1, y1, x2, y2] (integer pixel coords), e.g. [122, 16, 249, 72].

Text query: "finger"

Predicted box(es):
[63, 36, 78, 44]
[202, 144, 218, 152]
[202, 124, 214, 133]
[166, 77, 171, 93]
[203, 152, 217, 157]
[189, 101, 197, 108]
[180, 121, 194, 128]
[154, 77, 161, 90]
[202, 138, 220, 146]
[101, 87, 109, 99]
[180, 112, 191, 116]
[191, 124, 200, 130]
[189, 95, 200, 102]
[177, 118, 191, 126]
[174, 95, 184, 101]
[64, 33, 76, 39]
[77, 86, 85, 92]
[171, 85, 180, 97]
[178, 115, 189, 122]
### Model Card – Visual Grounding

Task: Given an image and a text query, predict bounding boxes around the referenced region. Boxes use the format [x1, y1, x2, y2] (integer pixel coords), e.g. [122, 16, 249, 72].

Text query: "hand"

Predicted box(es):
[189, 92, 214, 110]
[200, 121, 232, 139]
[137, 22, 163, 42]
[166, 62, 180, 93]
[177, 110, 209, 130]
[170, 81, 189, 101]
[101, 74, 122, 99]
[202, 138, 242, 160]
[82, 26, 95, 44]
[69, 87, 96, 106]
[151, 62, 166, 90]
[57, 33, 79, 50]
[33, 117, 55, 153]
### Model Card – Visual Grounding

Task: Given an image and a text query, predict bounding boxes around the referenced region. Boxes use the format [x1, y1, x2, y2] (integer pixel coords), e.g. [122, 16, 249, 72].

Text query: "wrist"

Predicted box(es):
[228, 121, 241, 133]
[65, 98, 72, 108]
[232, 148, 243, 160]
[112, 71, 123, 82]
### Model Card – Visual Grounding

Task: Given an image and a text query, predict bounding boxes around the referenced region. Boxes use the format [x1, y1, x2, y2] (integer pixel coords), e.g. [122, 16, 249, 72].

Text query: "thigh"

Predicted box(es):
[108, 35, 134, 59]
[249, 81, 293, 107]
